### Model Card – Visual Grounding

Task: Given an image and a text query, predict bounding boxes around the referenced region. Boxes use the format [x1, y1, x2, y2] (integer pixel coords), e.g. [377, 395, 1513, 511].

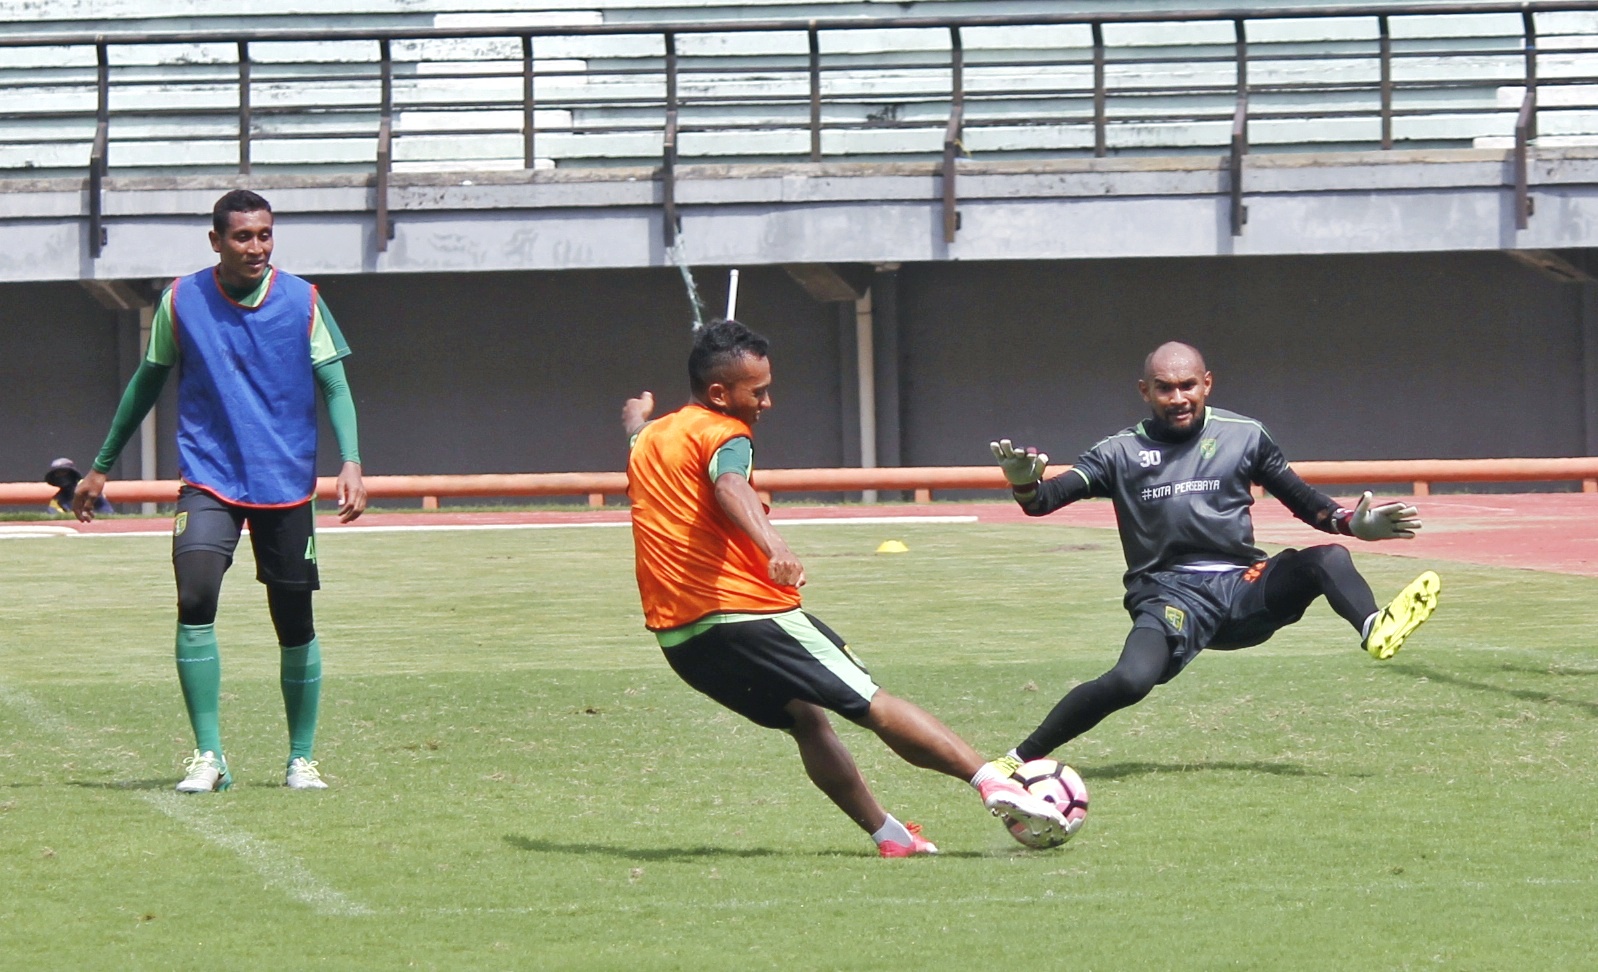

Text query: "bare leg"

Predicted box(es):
[785, 699, 886, 834]
[856, 690, 983, 781]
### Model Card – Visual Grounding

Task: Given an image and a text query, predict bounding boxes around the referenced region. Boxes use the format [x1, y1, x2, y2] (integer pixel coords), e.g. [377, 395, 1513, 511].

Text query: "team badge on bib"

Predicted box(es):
[1199, 438, 1218, 459]
[1163, 605, 1186, 632]
[173, 512, 188, 537]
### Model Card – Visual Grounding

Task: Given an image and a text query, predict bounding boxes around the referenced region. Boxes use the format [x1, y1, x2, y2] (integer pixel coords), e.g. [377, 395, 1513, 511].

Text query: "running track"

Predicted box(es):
[17, 492, 1595, 578]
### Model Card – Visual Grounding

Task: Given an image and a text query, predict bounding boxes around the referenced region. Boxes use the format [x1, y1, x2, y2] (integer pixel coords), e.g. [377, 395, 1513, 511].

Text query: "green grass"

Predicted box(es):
[1, 520, 1595, 970]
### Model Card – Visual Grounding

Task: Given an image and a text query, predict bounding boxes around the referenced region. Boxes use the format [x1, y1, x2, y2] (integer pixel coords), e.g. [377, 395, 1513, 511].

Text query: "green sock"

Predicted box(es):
[280, 637, 322, 763]
[175, 623, 223, 757]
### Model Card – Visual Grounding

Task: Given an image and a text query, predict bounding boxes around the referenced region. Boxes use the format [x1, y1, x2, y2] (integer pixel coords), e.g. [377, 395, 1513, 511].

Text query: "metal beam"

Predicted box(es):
[79, 279, 150, 310]
[1507, 249, 1594, 283]
[783, 263, 867, 303]
[9, 3, 1598, 47]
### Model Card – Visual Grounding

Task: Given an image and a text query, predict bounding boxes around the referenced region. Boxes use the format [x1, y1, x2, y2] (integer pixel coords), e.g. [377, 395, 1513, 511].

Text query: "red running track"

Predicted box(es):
[21, 492, 1598, 577]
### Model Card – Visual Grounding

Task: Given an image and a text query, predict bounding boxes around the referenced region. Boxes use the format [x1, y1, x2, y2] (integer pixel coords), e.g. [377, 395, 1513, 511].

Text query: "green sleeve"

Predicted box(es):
[93, 360, 172, 473]
[708, 436, 753, 481]
[310, 293, 352, 367]
[145, 288, 179, 366]
[314, 357, 361, 465]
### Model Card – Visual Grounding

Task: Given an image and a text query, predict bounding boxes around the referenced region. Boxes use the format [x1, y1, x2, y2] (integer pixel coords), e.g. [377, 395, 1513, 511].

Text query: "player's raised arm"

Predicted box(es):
[713, 471, 805, 588]
[622, 391, 655, 440]
[992, 437, 1096, 516]
[1252, 435, 1422, 540]
[1341, 491, 1422, 540]
[992, 438, 1049, 492]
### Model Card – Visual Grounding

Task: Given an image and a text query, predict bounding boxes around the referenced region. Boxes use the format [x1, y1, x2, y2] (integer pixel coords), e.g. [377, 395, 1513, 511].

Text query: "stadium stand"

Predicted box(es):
[4, 1, 1598, 179]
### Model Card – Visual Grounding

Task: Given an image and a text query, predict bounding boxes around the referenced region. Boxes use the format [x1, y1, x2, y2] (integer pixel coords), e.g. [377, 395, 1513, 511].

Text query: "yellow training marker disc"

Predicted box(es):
[875, 540, 909, 554]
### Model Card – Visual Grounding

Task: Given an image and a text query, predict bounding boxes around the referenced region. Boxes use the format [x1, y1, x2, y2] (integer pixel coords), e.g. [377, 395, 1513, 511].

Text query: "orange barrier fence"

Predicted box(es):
[4, 458, 1598, 509]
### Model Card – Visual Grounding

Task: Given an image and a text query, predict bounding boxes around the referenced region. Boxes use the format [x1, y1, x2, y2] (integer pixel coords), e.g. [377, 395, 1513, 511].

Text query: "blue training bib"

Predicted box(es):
[171, 267, 318, 506]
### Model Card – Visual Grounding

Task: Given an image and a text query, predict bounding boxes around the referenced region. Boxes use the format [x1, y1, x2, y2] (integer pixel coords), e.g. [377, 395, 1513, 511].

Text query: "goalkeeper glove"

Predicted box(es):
[1340, 491, 1422, 541]
[990, 438, 1048, 488]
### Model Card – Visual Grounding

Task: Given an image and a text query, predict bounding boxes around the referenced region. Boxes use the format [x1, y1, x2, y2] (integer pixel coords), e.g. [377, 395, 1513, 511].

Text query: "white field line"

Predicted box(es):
[140, 792, 374, 917]
[0, 514, 979, 540]
[0, 680, 373, 918]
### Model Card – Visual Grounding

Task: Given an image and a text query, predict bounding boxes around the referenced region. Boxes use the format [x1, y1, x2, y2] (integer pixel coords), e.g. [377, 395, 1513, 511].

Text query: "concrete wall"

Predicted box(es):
[1, 250, 1586, 492]
[2, 283, 131, 488]
[315, 264, 843, 477]
[896, 252, 1586, 467]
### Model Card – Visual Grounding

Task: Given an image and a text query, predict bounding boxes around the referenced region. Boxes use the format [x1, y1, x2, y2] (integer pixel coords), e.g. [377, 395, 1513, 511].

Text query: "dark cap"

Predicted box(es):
[44, 457, 82, 488]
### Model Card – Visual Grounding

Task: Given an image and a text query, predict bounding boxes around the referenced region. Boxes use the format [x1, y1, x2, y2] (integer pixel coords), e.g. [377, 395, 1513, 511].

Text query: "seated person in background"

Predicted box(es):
[46, 458, 112, 517]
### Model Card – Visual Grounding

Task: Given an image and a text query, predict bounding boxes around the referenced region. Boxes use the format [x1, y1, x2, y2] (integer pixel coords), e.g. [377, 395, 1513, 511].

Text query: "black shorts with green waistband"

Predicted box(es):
[660, 609, 879, 730]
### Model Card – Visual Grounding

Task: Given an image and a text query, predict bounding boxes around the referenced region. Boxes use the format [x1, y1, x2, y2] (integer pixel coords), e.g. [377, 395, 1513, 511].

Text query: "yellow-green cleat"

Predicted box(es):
[1364, 570, 1441, 660]
[988, 753, 1024, 779]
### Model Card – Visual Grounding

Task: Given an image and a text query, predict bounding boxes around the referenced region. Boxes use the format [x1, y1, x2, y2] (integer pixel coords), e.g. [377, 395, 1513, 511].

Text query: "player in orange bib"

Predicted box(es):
[624, 319, 1067, 855]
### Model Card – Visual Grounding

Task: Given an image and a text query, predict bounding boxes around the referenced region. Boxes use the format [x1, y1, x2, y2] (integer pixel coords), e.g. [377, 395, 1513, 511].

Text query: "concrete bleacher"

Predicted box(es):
[2, 1, 1597, 179]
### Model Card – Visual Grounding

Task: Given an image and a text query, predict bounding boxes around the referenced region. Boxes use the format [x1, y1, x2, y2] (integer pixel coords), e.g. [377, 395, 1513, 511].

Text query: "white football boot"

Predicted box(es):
[284, 757, 329, 790]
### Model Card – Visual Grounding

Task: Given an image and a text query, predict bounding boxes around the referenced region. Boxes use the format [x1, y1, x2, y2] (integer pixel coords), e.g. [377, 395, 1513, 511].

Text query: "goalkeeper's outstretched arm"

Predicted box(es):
[1254, 437, 1421, 540]
[990, 438, 1090, 517]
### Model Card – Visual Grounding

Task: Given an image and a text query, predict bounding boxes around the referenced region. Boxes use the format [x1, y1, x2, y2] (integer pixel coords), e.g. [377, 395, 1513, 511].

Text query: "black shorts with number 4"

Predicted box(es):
[172, 485, 320, 590]
[1125, 551, 1307, 683]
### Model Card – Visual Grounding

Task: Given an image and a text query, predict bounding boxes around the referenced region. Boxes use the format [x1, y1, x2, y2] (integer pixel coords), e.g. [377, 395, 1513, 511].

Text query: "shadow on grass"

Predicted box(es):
[1089, 760, 1328, 781]
[503, 835, 985, 861]
[1493, 660, 1598, 679]
[63, 779, 173, 791]
[1392, 663, 1598, 716]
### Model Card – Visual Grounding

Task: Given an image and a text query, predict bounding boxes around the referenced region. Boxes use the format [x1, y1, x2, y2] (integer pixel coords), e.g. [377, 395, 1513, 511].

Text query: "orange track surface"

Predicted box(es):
[36, 492, 1598, 577]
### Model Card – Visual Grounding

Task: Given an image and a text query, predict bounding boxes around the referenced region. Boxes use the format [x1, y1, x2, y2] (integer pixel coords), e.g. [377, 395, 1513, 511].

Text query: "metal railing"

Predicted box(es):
[2, 2, 1597, 254]
[4, 457, 1598, 510]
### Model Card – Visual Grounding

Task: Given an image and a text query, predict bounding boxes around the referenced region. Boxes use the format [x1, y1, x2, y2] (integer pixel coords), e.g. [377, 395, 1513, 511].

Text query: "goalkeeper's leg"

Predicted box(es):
[1012, 626, 1169, 762]
[1261, 545, 1378, 634]
[1260, 545, 1436, 660]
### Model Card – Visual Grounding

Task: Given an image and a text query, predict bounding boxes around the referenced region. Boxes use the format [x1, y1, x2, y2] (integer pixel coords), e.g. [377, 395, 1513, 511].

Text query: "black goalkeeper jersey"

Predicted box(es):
[1019, 406, 1344, 585]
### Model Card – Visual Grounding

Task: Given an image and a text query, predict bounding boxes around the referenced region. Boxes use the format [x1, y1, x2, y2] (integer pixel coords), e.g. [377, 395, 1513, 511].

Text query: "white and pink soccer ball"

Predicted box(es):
[1007, 758, 1089, 849]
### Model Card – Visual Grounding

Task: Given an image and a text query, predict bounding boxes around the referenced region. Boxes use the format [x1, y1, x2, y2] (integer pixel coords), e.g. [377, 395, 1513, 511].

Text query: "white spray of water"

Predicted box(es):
[668, 240, 706, 331]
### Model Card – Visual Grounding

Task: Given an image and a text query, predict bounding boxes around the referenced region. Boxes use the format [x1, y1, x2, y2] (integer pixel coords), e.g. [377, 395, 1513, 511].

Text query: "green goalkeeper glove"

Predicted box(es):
[1348, 491, 1422, 540]
[990, 438, 1048, 488]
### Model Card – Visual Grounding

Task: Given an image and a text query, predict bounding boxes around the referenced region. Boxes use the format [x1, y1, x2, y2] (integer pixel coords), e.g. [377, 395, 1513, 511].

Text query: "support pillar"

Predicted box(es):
[855, 289, 877, 503]
[137, 303, 158, 514]
[837, 301, 861, 469]
[871, 264, 904, 499]
[1583, 283, 1598, 457]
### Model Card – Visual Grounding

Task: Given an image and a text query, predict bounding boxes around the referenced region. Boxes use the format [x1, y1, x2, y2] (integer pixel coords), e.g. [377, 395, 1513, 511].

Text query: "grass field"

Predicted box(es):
[2, 516, 1595, 970]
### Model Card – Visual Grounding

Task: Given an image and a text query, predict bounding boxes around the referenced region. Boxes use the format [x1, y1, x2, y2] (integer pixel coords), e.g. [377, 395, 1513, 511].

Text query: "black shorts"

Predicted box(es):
[1124, 552, 1305, 683]
[660, 610, 880, 730]
[172, 485, 320, 590]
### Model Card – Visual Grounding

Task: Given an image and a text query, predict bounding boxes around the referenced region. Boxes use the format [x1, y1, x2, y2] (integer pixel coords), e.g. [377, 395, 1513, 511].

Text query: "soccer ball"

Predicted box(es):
[1007, 758, 1089, 849]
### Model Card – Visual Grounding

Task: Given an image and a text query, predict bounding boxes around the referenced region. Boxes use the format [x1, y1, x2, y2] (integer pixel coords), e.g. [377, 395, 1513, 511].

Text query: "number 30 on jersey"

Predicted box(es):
[1137, 450, 1162, 467]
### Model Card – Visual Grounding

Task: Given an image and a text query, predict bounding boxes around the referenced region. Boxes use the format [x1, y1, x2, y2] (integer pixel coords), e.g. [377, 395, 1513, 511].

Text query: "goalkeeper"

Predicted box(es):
[986, 341, 1439, 771]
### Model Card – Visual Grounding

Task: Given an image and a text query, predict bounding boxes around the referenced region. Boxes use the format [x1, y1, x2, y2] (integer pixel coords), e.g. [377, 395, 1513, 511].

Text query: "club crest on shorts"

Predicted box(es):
[173, 511, 188, 537]
[1199, 437, 1218, 459]
[1163, 605, 1186, 632]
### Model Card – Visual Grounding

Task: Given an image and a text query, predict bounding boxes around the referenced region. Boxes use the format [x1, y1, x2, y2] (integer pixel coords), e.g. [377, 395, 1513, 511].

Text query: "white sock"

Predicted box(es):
[968, 751, 1021, 791]
[1361, 612, 1378, 643]
[871, 813, 914, 847]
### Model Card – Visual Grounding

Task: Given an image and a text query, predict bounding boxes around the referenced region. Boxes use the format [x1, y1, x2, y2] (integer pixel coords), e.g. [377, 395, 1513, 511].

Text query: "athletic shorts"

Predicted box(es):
[659, 609, 880, 730]
[1124, 551, 1305, 683]
[172, 485, 320, 590]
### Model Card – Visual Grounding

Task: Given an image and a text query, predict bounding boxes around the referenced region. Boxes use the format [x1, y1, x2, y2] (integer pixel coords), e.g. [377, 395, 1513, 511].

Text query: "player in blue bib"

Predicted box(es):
[985, 341, 1440, 775]
[75, 190, 367, 794]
